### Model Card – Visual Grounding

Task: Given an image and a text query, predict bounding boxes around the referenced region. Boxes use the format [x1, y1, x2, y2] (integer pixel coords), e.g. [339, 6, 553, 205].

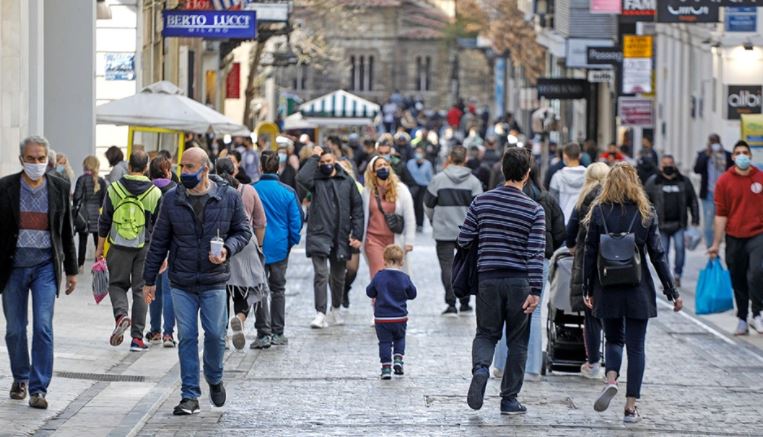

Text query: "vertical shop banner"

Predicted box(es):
[621, 0, 656, 22]
[726, 85, 762, 120]
[622, 59, 652, 94]
[657, 0, 720, 23]
[494, 57, 506, 117]
[618, 97, 654, 126]
[226, 63, 241, 99]
[591, 0, 622, 13]
[623, 35, 653, 58]
[740, 114, 763, 169]
[727, 7, 757, 32]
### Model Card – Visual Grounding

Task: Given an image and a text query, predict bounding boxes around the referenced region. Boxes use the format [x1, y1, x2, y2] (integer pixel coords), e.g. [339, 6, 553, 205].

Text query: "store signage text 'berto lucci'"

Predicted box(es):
[162, 10, 257, 39]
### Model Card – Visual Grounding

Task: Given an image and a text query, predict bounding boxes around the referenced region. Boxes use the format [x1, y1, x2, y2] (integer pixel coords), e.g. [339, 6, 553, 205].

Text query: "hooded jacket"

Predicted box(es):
[296, 155, 364, 260]
[549, 166, 586, 224]
[98, 174, 161, 246]
[644, 172, 699, 232]
[424, 165, 483, 241]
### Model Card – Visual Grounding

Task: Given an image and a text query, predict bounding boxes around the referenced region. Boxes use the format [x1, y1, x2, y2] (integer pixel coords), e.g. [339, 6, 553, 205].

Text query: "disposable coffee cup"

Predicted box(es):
[210, 237, 224, 258]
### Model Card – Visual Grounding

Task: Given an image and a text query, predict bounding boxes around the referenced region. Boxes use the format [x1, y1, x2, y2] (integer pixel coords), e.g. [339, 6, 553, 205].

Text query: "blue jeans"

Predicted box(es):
[2, 261, 57, 395]
[375, 322, 406, 364]
[172, 287, 227, 400]
[603, 317, 648, 399]
[148, 271, 175, 335]
[702, 194, 715, 248]
[493, 259, 549, 375]
[660, 228, 686, 277]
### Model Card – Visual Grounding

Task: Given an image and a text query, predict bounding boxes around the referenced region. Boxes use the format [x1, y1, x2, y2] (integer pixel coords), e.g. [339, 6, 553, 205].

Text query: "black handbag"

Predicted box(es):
[597, 208, 641, 287]
[375, 191, 404, 234]
[72, 200, 87, 234]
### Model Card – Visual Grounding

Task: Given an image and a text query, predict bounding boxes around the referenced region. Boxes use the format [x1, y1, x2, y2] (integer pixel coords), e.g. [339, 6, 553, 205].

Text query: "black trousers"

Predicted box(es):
[726, 233, 763, 320]
[436, 240, 470, 306]
[411, 185, 427, 228]
[78, 231, 98, 267]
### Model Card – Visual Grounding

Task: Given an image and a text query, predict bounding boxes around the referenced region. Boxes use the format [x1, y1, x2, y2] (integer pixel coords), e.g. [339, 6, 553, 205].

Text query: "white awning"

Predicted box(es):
[299, 90, 380, 119]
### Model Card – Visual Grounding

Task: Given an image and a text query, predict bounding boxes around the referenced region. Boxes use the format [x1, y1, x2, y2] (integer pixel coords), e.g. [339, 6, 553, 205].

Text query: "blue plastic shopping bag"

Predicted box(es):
[695, 258, 734, 315]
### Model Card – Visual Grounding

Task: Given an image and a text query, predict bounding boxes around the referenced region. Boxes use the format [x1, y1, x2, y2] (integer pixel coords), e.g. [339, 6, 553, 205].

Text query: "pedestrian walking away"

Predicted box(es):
[406, 145, 433, 232]
[96, 150, 161, 352]
[255, 151, 303, 345]
[459, 147, 545, 415]
[425, 145, 483, 316]
[582, 162, 682, 424]
[549, 142, 586, 224]
[72, 155, 107, 272]
[693, 134, 733, 248]
[296, 146, 364, 329]
[645, 155, 700, 289]
[142, 147, 252, 415]
[0, 136, 79, 410]
[707, 141, 763, 336]
[366, 245, 417, 380]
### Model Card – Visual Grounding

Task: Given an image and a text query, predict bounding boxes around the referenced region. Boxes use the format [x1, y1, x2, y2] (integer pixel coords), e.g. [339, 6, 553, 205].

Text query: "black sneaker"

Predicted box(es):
[393, 355, 404, 375]
[209, 382, 226, 407]
[442, 306, 458, 318]
[173, 398, 200, 415]
[500, 397, 527, 415]
[250, 335, 271, 349]
[342, 287, 350, 308]
[459, 303, 473, 314]
[467, 367, 490, 410]
[10, 381, 27, 400]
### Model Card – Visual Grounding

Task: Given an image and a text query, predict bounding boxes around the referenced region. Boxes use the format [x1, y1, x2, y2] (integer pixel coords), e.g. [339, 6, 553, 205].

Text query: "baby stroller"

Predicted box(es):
[542, 247, 587, 375]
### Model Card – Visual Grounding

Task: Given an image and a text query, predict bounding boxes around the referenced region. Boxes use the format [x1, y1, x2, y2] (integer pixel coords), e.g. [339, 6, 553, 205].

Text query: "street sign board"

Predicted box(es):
[623, 35, 653, 58]
[727, 85, 762, 120]
[622, 58, 652, 94]
[621, 0, 656, 22]
[588, 70, 615, 83]
[162, 10, 257, 39]
[536, 78, 589, 100]
[618, 97, 654, 126]
[657, 0, 720, 23]
[727, 7, 757, 32]
[566, 39, 615, 69]
[587, 46, 623, 65]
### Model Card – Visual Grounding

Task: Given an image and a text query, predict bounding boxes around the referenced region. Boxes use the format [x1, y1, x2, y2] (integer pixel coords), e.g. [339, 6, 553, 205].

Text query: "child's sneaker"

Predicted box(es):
[380, 366, 392, 380]
[393, 355, 404, 375]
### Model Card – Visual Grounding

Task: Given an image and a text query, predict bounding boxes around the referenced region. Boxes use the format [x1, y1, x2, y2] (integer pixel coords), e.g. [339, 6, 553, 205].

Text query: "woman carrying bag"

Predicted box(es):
[362, 156, 416, 278]
[582, 163, 683, 424]
[73, 156, 107, 272]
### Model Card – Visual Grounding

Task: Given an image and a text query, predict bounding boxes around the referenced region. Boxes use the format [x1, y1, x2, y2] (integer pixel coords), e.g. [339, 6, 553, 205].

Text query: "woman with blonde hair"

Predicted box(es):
[566, 162, 610, 379]
[582, 162, 682, 423]
[73, 155, 107, 271]
[362, 155, 415, 278]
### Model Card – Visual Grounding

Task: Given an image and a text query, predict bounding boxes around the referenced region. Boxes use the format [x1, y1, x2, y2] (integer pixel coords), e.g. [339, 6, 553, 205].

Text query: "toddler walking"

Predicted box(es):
[366, 245, 417, 379]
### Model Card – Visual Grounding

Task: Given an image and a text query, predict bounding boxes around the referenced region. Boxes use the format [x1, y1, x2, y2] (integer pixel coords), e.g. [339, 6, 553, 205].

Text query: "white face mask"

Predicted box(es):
[711, 143, 722, 153]
[22, 162, 48, 181]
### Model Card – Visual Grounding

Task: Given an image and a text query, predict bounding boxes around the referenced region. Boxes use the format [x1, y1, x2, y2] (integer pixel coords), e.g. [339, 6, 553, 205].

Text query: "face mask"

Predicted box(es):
[381, 154, 392, 162]
[662, 166, 676, 176]
[56, 165, 65, 174]
[23, 162, 48, 181]
[278, 153, 288, 164]
[415, 152, 425, 161]
[181, 166, 205, 189]
[735, 154, 752, 170]
[319, 163, 334, 176]
[711, 143, 722, 153]
[376, 167, 390, 180]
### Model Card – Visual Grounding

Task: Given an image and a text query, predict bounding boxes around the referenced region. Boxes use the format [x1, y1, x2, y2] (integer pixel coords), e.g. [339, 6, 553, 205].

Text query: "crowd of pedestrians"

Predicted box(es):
[0, 122, 760, 427]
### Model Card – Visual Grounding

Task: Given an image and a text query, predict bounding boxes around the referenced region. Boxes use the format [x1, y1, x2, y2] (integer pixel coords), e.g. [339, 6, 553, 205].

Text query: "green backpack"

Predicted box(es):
[108, 181, 159, 248]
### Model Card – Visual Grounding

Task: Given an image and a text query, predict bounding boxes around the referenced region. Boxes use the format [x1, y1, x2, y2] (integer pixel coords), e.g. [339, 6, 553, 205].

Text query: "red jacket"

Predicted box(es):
[714, 166, 763, 238]
[447, 107, 463, 128]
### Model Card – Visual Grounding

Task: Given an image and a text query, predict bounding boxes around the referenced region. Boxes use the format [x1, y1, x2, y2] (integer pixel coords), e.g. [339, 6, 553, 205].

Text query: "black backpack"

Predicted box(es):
[597, 207, 642, 287]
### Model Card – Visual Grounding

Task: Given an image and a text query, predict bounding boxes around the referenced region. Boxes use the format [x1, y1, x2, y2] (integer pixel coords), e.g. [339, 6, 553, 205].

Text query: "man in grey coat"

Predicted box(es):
[424, 145, 483, 316]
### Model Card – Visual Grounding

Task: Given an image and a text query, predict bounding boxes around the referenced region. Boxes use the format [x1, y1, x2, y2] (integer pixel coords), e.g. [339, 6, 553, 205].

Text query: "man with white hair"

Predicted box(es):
[0, 136, 79, 409]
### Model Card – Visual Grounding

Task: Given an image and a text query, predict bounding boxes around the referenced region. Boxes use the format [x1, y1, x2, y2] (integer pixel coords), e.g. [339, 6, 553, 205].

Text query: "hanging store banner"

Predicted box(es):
[104, 53, 135, 81]
[536, 78, 589, 100]
[226, 63, 241, 99]
[621, 0, 656, 22]
[587, 46, 623, 65]
[727, 7, 757, 32]
[618, 97, 654, 126]
[162, 10, 256, 39]
[715, 0, 762, 6]
[727, 85, 762, 120]
[591, 0, 622, 13]
[657, 0, 720, 23]
[622, 58, 652, 94]
[623, 35, 653, 58]
[566, 39, 616, 68]
[588, 70, 615, 83]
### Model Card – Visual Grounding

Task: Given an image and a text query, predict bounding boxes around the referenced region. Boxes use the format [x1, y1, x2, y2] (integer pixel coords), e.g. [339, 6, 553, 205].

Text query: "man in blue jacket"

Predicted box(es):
[142, 148, 252, 416]
[254, 151, 303, 346]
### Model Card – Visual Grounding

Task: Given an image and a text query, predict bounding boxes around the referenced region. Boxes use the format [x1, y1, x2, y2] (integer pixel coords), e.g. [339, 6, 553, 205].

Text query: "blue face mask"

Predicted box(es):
[735, 154, 752, 171]
[278, 153, 288, 164]
[181, 165, 205, 189]
[376, 167, 390, 180]
[56, 165, 65, 174]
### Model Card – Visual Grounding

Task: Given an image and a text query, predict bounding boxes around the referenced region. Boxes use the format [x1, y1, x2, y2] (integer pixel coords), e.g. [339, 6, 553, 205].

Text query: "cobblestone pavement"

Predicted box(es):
[2, 230, 763, 436]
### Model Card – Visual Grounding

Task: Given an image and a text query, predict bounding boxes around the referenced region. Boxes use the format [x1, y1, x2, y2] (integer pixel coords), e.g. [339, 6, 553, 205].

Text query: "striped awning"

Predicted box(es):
[299, 90, 380, 119]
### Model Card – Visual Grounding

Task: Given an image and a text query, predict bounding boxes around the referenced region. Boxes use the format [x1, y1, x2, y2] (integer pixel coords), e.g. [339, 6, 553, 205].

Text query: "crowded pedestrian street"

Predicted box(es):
[0, 230, 760, 436]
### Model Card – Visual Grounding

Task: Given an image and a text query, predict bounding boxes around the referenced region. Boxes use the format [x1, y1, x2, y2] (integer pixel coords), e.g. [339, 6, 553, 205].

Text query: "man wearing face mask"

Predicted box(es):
[709, 141, 763, 336]
[693, 134, 733, 247]
[645, 155, 699, 288]
[297, 146, 364, 329]
[142, 147, 252, 415]
[0, 136, 78, 410]
[96, 150, 161, 353]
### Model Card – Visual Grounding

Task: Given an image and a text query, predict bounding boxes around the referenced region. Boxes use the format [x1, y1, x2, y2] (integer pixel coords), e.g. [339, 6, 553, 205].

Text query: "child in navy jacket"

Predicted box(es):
[366, 245, 417, 379]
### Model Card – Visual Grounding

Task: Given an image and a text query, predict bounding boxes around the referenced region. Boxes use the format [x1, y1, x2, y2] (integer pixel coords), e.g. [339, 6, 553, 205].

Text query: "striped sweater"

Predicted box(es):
[16, 178, 52, 267]
[458, 185, 546, 295]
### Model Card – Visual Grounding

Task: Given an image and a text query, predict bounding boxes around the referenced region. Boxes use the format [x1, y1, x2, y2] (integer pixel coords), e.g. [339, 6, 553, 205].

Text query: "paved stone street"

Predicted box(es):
[3, 230, 763, 436]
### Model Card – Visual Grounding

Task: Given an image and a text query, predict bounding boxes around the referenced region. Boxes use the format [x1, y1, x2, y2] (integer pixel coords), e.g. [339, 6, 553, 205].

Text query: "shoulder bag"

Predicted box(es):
[375, 191, 404, 234]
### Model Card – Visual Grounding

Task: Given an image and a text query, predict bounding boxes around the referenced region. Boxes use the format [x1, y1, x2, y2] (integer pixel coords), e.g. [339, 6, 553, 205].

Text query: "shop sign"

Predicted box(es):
[618, 97, 654, 126]
[587, 46, 623, 65]
[727, 85, 762, 120]
[536, 78, 589, 100]
[588, 70, 615, 83]
[591, 0, 622, 13]
[727, 7, 757, 32]
[226, 63, 241, 99]
[622, 58, 652, 94]
[104, 53, 135, 81]
[715, 0, 763, 6]
[623, 35, 653, 58]
[244, 1, 290, 22]
[657, 0, 720, 23]
[621, 0, 655, 22]
[162, 10, 256, 39]
[566, 39, 615, 69]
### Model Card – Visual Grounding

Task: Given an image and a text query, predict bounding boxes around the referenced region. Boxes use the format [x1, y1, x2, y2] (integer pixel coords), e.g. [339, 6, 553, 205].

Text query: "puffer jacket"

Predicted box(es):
[566, 187, 599, 312]
[524, 181, 566, 259]
[142, 179, 252, 293]
[73, 173, 107, 233]
[297, 156, 364, 260]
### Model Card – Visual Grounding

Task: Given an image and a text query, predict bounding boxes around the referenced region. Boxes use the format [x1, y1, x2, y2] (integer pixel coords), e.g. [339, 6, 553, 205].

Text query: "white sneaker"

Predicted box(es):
[310, 312, 328, 329]
[492, 367, 504, 379]
[753, 315, 763, 334]
[735, 319, 750, 336]
[580, 362, 602, 380]
[326, 307, 344, 326]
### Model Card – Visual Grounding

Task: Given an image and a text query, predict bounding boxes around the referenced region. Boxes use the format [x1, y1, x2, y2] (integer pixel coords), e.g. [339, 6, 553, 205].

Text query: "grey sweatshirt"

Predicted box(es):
[423, 165, 483, 241]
